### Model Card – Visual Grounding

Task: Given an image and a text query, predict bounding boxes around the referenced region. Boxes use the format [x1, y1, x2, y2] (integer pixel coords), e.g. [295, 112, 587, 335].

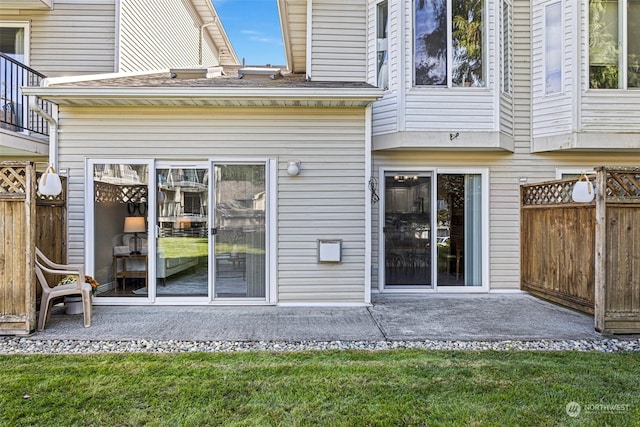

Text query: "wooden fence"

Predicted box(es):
[521, 167, 640, 334]
[0, 161, 66, 335]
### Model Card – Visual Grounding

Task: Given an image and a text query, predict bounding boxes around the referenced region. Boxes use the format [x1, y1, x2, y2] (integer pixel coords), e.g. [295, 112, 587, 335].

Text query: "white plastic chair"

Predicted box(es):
[34, 247, 92, 331]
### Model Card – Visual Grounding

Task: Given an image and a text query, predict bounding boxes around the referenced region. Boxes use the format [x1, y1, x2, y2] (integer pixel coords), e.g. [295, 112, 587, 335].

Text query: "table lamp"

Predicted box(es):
[124, 216, 146, 254]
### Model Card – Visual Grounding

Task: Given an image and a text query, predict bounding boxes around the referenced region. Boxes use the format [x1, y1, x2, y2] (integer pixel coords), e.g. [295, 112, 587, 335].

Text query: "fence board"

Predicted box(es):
[0, 162, 36, 335]
[521, 203, 595, 314]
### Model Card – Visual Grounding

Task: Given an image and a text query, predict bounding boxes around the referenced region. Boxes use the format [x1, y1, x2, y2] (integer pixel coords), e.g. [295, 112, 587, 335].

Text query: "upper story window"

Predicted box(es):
[414, 0, 485, 87]
[0, 23, 29, 64]
[545, 2, 563, 95]
[589, 0, 640, 89]
[377, 1, 389, 90]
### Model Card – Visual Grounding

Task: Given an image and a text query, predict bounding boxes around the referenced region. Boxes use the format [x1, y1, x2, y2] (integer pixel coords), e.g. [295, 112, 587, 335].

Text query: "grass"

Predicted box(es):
[1, 350, 639, 426]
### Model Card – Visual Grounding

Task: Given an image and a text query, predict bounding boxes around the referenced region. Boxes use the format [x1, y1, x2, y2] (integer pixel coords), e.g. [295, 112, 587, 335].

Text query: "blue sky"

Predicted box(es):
[214, 0, 286, 66]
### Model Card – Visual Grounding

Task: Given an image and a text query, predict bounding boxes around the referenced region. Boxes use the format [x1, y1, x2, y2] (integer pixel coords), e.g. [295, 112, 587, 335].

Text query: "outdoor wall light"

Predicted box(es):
[287, 160, 301, 176]
[38, 164, 62, 196]
[571, 173, 595, 203]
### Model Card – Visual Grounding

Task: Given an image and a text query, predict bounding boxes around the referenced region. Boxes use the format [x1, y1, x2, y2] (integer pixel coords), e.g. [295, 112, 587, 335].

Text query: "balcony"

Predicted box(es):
[1, 53, 52, 156]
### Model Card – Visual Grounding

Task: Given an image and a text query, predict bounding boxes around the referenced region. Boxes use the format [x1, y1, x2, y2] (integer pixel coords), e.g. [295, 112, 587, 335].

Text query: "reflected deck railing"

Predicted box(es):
[1, 53, 51, 137]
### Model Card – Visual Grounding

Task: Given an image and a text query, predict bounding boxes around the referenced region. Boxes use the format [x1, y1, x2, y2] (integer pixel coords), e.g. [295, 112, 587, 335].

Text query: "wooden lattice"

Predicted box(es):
[0, 164, 27, 196]
[604, 167, 640, 201]
[521, 178, 578, 206]
[95, 181, 147, 204]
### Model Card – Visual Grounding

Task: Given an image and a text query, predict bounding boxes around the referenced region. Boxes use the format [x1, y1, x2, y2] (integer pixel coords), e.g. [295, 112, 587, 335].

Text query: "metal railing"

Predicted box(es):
[1, 53, 51, 137]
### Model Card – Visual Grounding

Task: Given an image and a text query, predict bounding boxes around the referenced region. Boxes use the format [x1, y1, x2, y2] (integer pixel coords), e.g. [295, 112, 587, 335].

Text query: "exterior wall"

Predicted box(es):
[119, 0, 218, 72]
[370, 0, 640, 292]
[57, 106, 368, 304]
[311, 0, 367, 81]
[0, 0, 117, 76]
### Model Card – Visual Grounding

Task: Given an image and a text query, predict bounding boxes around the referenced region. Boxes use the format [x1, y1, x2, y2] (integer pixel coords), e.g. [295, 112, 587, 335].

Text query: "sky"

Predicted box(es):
[213, 0, 286, 66]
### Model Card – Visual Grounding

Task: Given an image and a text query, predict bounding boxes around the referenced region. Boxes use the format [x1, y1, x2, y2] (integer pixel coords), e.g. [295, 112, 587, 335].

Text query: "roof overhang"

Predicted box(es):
[21, 86, 383, 108]
[277, 0, 307, 73]
[0, 0, 53, 10]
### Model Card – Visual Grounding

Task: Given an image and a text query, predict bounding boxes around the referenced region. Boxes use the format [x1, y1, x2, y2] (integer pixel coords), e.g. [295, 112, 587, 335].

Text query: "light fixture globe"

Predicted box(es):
[287, 160, 301, 176]
[38, 165, 62, 196]
[571, 174, 595, 203]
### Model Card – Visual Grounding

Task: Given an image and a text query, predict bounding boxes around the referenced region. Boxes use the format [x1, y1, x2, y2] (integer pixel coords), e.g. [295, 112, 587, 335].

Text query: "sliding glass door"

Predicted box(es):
[90, 159, 270, 303]
[383, 170, 485, 290]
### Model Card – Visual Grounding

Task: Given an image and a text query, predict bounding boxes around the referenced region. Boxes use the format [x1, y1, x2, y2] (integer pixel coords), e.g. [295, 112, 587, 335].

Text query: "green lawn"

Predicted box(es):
[1, 350, 638, 426]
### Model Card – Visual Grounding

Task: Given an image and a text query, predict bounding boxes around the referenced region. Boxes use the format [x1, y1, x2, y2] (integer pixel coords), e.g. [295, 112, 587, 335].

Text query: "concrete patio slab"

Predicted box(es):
[33, 305, 385, 342]
[368, 293, 602, 341]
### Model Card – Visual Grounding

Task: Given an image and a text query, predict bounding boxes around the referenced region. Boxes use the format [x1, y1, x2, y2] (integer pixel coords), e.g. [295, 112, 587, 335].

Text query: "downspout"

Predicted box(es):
[306, 0, 312, 80]
[29, 95, 58, 170]
[199, 18, 217, 66]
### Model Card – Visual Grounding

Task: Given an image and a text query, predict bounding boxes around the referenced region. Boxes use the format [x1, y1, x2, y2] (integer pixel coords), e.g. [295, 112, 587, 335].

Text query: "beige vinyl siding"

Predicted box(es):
[372, 96, 397, 134]
[0, 0, 116, 76]
[119, 0, 218, 72]
[499, 93, 513, 135]
[57, 106, 367, 304]
[531, 0, 573, 138]
[311, 0, 366, 81]
[581, 94, 640, 130]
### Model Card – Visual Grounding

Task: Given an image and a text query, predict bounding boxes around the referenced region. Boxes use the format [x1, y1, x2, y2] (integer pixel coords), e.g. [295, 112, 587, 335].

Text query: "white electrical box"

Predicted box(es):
[318, 239, 342, 263]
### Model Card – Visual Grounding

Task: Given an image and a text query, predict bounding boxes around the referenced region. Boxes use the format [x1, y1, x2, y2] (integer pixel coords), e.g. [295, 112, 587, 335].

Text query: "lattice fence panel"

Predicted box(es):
[0, 165, 27, 196]
[605, 168, 640, 201]
[521, 178, 577, 206]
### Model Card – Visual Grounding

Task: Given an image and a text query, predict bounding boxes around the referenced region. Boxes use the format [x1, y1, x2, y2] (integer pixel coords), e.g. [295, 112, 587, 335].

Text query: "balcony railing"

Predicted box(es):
[1, 53, 51, 137]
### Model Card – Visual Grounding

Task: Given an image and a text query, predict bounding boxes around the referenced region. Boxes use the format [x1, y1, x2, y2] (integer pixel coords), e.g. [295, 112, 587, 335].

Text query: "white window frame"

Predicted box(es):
[0, 21, 30, 64]
[378, 166, 490, 293]
[413, 0, 487, 88]
[501, 0, 512, 94]
[376, 0, 390, 91]
[588, 0, 639, 89]
[544, 1, 564, 96]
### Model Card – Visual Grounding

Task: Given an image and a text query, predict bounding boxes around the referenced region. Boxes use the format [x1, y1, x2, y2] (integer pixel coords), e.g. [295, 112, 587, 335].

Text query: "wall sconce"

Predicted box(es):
[571, 173, 595, 203]
[124, 216, 146, 254]
[287, 160, 301, 176]
[38, 164, 62, 196]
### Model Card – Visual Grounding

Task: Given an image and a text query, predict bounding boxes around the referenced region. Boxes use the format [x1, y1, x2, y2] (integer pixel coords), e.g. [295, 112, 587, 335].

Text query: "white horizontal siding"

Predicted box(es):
[311, 0, 367, 81]
[0, 0, 116, 76]
[404, 91, 496, 131]
[372, 95, 397, 134]
[500, 93, 514, 135]
[581, 93, 640, 131]
[57, 106, 368, 304]
[119, 0, 218, 72]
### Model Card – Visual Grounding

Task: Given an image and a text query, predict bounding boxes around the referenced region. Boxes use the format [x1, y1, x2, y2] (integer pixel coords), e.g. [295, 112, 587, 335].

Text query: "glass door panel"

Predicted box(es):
[384, 174, 432, 288]
[92, 162, 150, 298]
[155, 167, 209, 297]
[436, 173, 482, 287]
[213, 164, 266, 299]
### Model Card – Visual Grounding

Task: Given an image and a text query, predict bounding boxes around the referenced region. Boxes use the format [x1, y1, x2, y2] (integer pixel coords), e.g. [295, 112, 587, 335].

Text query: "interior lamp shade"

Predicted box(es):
[124, 216, 146, 254]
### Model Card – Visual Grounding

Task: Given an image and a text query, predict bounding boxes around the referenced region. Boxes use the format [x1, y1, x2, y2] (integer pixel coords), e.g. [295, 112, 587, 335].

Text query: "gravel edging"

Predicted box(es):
[1, 337, 639, 354]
